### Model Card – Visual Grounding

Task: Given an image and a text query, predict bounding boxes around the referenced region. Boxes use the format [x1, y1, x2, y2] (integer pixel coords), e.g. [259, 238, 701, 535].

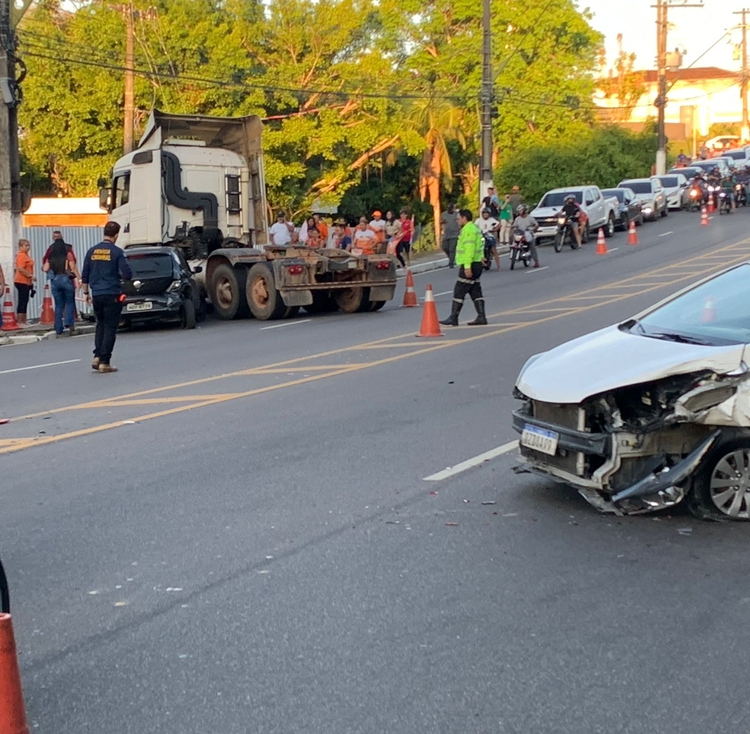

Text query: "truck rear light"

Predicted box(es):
[287, 265, 304, 275]
[375, 261, 391, 270]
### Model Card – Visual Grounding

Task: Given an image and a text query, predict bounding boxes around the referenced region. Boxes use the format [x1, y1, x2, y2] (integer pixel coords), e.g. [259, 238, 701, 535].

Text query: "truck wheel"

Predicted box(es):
[369, 301, 385, 311]
[283, 306, 300, 319]
[180, 298, 196, 329]
[210, 263, 249, 320]
[246, 263, 287, 320]
[303, 292, 338, 314]
[604, 213, 616, 238]
[336, 287, 367, 313]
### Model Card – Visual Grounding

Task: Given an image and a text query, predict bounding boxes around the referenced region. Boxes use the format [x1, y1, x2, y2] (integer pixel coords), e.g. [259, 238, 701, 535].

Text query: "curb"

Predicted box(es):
[397, 257, 449, 277]
[0, 324, 96, 347]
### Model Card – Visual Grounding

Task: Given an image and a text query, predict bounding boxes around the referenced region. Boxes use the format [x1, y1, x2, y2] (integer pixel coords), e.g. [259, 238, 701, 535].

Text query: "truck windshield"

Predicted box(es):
[623, 182, 652, 194]
[126, 253, 174, 279]
[538, 191, 582, 207]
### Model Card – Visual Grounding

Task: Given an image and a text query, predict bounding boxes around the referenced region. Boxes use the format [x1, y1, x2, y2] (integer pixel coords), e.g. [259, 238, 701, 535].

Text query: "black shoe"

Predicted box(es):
[467, 299, 487, 326]
[439, 315, 459, 326]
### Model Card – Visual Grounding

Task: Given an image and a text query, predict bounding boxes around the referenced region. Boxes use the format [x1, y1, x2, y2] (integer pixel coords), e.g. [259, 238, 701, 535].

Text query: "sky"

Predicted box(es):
[582, 0, 745, 73]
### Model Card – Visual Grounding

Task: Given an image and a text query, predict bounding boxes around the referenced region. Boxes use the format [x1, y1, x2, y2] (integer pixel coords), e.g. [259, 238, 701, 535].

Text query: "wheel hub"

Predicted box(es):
[252, 278, 269, 306]
[216, 278, 233, 308]
[709, 449, 750, 518]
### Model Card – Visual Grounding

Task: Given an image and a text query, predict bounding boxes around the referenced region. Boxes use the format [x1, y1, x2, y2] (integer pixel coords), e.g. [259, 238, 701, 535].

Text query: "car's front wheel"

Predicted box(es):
[690, 437, 750, 520]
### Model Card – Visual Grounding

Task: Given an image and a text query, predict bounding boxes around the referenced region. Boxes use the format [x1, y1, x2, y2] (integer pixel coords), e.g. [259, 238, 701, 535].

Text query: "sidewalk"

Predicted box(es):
[0, 320, 95, 347]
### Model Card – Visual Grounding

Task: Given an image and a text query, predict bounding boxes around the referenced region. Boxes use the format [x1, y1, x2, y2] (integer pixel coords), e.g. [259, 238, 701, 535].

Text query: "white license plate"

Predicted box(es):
[521, 424, 559, 456]
[126, 301, 153, 312]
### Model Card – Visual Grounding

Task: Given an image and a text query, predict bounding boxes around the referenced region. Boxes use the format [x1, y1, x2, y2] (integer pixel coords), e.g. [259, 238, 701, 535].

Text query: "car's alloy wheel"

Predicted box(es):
[708, 448, 750, 519]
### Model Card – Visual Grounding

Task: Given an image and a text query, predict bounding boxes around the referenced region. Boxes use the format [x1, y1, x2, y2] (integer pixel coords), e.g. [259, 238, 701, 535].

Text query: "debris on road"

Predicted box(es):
[445, 522, 459, 527]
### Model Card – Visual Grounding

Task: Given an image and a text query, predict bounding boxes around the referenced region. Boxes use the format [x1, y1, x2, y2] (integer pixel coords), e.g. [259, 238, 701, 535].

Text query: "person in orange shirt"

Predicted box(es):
[352, 217, 377, 255]
[313, 214, 329, 245]
[14, 239, 36, 326]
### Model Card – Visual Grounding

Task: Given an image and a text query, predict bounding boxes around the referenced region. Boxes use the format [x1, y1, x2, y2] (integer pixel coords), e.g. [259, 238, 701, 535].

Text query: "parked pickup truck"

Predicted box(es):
[530, 186, 619, 243]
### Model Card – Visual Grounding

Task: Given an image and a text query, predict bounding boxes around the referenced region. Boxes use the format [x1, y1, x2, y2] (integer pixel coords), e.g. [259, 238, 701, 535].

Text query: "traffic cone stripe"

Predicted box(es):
[0, 286, 19, 332]
[402, 269, 418, 307]
[627, 218, 639, 246]
[595, 228, 608, 255]
[416, 284, 443, 337]
[701, 205, 710, 226]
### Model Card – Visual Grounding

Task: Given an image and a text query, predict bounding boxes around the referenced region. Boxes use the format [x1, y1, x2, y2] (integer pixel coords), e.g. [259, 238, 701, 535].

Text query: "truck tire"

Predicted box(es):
[283, 306, 300, 319]
[604, 213, 616, 238]
[246, 263, 287, 320]
[180, 298, 196, 329]
[303, 292, 338, 314]
[369, 301, 385, 311]
[210, 263, 249, 320]
[335, 287, 367, 313]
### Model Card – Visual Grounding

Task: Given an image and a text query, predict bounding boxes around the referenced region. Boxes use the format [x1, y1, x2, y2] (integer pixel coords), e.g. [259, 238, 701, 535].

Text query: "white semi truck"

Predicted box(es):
[100, 110, 397, 320]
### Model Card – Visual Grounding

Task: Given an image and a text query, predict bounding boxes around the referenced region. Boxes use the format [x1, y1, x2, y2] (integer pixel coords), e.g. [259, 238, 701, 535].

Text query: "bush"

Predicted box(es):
[494, 125, 658, 203]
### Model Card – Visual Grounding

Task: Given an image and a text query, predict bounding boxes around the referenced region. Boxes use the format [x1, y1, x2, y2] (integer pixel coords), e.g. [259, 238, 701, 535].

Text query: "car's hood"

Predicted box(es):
[530, 207, 561, 219]
[516, 324, 746, 404]
[632, 192, 655, 202]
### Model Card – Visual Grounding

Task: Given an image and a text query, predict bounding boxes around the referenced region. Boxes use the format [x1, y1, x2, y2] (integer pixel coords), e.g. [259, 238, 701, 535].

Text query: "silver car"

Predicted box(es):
[656, 173, 689, 210]
[513, 263, 750, 520]
[617, 178, 667, 221]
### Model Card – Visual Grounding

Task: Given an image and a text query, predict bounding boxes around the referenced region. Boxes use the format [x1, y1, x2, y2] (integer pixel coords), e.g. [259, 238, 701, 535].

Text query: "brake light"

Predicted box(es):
[375, 261, 391, 270]
[287, 265, 304, 275]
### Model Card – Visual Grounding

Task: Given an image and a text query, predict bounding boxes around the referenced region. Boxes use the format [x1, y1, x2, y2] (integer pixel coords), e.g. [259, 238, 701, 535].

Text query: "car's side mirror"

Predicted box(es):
[192, 266, 203, 274]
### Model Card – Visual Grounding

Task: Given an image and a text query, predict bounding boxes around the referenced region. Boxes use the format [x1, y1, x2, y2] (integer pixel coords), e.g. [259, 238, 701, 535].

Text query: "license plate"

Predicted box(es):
[521, 424, 559, 456]
[126, 301, 153, 312]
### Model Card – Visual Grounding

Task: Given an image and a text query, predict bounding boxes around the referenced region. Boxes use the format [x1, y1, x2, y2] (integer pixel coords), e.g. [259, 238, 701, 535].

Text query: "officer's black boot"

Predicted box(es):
[467, 298, 487, 326]
[440, 300, 462, 326]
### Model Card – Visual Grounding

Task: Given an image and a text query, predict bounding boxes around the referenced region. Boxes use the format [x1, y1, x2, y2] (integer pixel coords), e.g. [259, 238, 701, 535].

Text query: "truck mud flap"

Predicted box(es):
[369, 285, 395, 301]
[279, 289, 313, 307]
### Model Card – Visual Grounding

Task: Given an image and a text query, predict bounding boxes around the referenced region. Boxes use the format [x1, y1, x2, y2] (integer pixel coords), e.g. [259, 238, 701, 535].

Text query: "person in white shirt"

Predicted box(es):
[352, 217, 377, 254]
[269, 212, 294, 246]
[369, 210, 386, 246]
[475, 209, 501, 270]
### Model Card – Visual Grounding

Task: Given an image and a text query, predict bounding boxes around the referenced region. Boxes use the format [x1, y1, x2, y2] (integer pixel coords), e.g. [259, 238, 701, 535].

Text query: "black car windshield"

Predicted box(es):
[658, 176, 679, 187]
[622, 181, 652, 194]
[602, 189, 626, 202]
[538, 191, 582, 207]
[624, 264, 750, 346]
[669, 167, 701, 178]
[126, 253, 174, 279]
[724, 150, 747, 160]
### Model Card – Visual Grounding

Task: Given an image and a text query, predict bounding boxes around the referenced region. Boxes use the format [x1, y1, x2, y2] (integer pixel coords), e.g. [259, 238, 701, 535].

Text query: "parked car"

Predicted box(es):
[720, 148, 750, 166]
[617, 178, 667, 220]
[668, 166, 703, 180]
[691, 159, 731, 178]
[601, 187, 643, 230]
[655, 173, 690, 210]
[121, 245, 204, 329]
[513, 261, 750, 520]
[530, 186, 619, 243]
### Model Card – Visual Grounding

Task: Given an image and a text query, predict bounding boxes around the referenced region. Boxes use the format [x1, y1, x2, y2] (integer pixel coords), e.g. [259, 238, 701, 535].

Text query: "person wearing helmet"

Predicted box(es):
[560, 194, 583, 248]
[512, 204, 541, 267]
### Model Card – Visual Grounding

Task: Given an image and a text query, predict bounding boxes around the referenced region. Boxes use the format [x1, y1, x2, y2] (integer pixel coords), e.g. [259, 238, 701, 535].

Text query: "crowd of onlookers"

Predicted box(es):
[268, 209, 415, 267]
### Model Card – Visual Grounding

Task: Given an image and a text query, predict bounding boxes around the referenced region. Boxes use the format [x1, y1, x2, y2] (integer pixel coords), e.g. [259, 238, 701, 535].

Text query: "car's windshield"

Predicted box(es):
[602, 189, 625, 202]
[693, 161, 723, 172]
[625, 264, 750, 346]
[126, 253, 174, 279]
[724, 150, 747, 160]
[669, 167, 701, 178]
[657, 176, 679, 187]
[538, 191, 582, 207]
[622, 181, 652, 194]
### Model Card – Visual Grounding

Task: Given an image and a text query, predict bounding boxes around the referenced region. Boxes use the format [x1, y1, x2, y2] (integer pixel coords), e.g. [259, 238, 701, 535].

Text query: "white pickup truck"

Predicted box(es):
[530, 186, 619, 243]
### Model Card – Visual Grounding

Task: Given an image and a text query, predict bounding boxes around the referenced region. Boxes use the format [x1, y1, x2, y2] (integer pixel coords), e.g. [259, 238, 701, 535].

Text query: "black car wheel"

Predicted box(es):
[181, 298, 196, 329]
[604, 213, 616, 238]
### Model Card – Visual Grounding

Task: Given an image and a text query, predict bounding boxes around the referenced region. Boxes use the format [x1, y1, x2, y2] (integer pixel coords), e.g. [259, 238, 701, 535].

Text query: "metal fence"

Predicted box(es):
[18, 227, 102, 320]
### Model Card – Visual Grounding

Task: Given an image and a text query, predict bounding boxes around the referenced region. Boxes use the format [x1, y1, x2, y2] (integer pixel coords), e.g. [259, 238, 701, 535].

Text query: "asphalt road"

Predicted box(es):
[3, 208, 750, 733]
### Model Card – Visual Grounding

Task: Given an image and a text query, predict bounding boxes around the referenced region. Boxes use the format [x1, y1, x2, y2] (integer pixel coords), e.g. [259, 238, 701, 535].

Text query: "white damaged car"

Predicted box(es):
[513, 263, 750, 520]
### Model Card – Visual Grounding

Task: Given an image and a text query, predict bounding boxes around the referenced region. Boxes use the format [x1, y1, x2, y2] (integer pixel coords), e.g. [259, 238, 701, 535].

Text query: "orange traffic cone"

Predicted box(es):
[708, 193, 715, 213]
[39, 283, 54, 326]
[401, 269, 418, 307]
[595, 228, 608, 255]
[0, 287, 19, 332]
[0, 613, 29, 734]
[701, 205, 710, 226]
[627, 218, 639, 245]
[416, 284, 443, 337]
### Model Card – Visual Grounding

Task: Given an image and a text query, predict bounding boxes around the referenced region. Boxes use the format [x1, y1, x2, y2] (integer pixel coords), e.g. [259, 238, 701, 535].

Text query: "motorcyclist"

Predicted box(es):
[720, 173, 736, 211]
[512, 204, 540, 268]
[690, 173, 706, 206]
[475, 208, 501, 270]
[735, 166, 749, 204]
[559, 194, 583, 248]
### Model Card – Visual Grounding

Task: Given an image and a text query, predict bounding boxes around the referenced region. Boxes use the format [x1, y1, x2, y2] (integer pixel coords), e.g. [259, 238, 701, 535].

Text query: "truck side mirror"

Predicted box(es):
[99, 187, 110, 212]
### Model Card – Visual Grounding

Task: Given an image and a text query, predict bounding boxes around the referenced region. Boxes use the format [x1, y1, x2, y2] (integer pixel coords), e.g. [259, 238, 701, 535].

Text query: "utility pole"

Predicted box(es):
[479, 0, 493, 204]
[123, 3, 135, 154]
[0, 0, 22, 288]
[653, 0, 703, 176]
[734, 8, 750, 143]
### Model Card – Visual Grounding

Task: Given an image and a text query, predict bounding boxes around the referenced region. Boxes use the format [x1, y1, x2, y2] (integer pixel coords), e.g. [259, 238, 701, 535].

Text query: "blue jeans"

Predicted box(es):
[50, 274, 75, 333]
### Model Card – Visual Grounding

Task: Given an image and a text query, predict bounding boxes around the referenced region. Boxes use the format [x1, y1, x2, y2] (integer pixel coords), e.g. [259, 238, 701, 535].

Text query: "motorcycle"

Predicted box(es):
[736, 182, 748, 207]
[554, 214, 581, 253]
[481, 231, 496, 270]
[509, 228, 533, 270]
[718, 190, 733, 215]
[686, 183, 704, 211]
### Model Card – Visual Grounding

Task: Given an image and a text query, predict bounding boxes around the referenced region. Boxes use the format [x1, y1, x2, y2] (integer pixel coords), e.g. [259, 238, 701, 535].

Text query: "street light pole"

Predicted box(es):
[735, 8, 750, 143]
[655, 0, 668, 175]
[123, 3, 135, 154]
[479, 0, 493, 202]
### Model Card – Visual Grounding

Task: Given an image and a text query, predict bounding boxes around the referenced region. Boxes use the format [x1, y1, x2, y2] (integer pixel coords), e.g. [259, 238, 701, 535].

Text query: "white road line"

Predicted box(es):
[526, 266, 549, 274]
[608, 247, 619, 252]
[0, 358, 81, 375]
[422, 290, 454, 299]
[260, 319, 311, 331]
[659, 231, 673, 237]
[423, 440, 519, 481]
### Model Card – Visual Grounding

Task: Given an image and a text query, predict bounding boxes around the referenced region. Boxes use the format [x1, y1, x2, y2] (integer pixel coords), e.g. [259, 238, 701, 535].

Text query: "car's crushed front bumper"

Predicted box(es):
[122, 293, 183, 320]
